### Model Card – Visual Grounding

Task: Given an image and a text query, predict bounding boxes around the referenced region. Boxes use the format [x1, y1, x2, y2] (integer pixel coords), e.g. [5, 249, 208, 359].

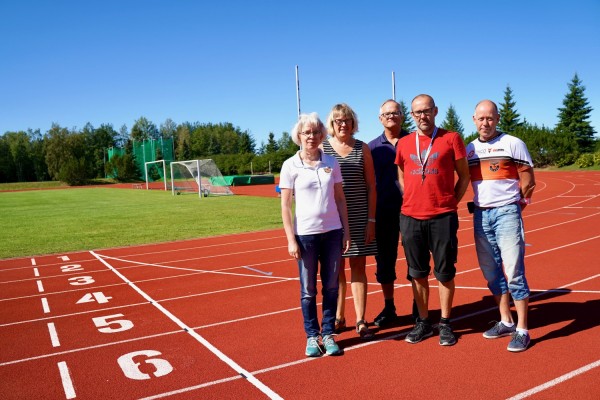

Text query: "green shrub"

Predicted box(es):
[576, 153, 595, 168]
[593, 152, 600, 165]
[555, 153, 579, 167]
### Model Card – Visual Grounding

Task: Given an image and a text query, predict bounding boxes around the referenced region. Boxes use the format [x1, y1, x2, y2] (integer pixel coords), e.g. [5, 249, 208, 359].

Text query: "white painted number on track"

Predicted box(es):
[117, 350, 173, 380]
[60, 264, 84, 272]
[76, 292, 113, 304]
[68, 276, 95, 285]
[92, 314, 134, 333]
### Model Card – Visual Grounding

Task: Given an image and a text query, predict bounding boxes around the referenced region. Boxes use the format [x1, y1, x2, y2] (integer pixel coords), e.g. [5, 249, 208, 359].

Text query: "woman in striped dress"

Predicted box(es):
[322, 103, 378, 339]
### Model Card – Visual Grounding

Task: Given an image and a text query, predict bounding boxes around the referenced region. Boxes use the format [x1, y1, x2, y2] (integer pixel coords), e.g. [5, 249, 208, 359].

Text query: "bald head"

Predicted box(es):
[473, 99, 501, 141]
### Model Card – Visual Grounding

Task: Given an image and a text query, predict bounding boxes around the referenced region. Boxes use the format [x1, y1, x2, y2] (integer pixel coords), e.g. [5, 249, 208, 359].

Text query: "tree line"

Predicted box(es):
[1, 74, 597, 185]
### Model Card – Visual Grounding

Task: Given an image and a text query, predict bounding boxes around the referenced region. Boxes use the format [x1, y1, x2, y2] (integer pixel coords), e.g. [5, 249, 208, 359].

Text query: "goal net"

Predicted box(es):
[169, 159, 234, 198]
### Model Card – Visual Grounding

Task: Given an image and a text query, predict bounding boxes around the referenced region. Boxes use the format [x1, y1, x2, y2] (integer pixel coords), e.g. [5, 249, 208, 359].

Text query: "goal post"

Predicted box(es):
[169, 159, 234, 198]
[144, 160, 167, 190]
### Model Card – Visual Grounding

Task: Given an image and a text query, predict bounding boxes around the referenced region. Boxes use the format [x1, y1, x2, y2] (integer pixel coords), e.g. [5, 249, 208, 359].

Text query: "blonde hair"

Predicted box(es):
[326, 103, 359, 136]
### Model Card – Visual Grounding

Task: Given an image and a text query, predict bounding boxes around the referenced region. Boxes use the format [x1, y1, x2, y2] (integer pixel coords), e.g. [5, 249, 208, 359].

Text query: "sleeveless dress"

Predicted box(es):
[323, 138, 378, 257]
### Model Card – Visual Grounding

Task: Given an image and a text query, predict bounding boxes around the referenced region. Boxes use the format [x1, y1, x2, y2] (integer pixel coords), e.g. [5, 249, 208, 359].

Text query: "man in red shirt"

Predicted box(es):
[395, 94, 470, 346]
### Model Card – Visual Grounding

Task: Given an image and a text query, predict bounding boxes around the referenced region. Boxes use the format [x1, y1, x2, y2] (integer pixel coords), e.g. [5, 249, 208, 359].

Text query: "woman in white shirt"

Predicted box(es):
[280, 112, 350, 357]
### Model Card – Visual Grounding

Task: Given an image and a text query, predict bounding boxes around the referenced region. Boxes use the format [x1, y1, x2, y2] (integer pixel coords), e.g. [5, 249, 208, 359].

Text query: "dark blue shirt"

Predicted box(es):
[368, 130, 409, 212]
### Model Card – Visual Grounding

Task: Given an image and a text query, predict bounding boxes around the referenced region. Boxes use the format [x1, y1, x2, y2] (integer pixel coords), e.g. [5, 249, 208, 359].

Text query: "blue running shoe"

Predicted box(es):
[322, 335, 342, 356]
[507, 332, 530, 352]
[305, 336, 323, 357]
[483, 321, 516, 339]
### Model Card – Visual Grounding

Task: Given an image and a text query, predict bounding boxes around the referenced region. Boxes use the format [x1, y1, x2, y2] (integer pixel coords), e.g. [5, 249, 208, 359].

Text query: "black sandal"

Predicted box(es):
[356, 320, 374, 340]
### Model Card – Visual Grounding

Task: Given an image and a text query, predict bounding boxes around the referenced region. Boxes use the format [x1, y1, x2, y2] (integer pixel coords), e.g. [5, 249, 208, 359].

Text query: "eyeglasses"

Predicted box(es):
[381, 112, 402, 118]
[411, 107, 435, 118]
[300, 131, 321, 137]
[334, 118, 353, 126]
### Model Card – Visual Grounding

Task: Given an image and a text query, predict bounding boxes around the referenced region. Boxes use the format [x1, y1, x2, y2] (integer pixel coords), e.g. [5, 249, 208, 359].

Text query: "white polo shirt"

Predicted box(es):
[279, 150, 344, 235]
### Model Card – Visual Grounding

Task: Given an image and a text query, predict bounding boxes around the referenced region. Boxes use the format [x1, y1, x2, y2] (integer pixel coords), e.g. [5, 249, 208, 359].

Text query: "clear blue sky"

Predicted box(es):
[1, 0, 599, 147]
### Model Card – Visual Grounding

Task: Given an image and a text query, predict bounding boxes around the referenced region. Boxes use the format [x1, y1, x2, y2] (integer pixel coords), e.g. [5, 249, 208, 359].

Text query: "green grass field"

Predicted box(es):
[0, 187, 282, 259]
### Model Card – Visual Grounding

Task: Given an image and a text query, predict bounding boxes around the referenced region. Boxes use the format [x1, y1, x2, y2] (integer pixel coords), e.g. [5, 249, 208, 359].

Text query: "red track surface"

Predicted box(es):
[1, 171, 599, 399]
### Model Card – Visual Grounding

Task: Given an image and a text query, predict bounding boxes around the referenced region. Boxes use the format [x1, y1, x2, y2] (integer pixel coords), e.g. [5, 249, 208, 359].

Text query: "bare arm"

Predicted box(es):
[518, 166, 536, 211]
[362, 143, 377, 244]
[280, 188, 300, 259]
[454, 157, 470, 203]
[334, 182, 351, 254]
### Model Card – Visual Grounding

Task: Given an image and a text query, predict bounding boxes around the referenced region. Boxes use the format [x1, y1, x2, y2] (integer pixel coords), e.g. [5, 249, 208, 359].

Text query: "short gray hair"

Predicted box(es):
[291, 113, 326, 146]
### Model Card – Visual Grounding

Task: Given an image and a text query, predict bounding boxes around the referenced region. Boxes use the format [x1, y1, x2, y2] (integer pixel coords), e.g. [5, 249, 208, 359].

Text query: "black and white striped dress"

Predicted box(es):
[323, 139, 378, 257]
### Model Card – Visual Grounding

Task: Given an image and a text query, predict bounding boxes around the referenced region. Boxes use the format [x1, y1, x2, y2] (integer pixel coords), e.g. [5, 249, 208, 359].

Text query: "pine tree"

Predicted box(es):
[399, 100, 415, 132]
[440, 104, 464, 135]
[556, 74, 596, 153]
[499, 85, 522, 134]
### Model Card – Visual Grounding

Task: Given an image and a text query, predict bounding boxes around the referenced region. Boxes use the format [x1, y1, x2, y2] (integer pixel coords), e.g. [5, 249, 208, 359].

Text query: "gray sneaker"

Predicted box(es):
[322, 335, 342, 356]
[507, 332, 531, 352]
[483, 321, 516, 339]
[305, 336, 323, 357]
[405, 319, 433, 343]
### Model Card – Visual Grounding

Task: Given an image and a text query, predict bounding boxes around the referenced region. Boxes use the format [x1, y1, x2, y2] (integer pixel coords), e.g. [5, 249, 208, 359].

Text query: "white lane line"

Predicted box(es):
[90, 250, 283, 400]
[33, 268, 39, 277]
[60, 256, 70, 261]
[242, 266, 273, 276]
[47, 322, 60, 347]
[57, 361, 76, 399]
[36, 280, 44, 293]
[506, 360, 600, 400]
[31, 258, 37, 266]
[41, 297, 50, 313]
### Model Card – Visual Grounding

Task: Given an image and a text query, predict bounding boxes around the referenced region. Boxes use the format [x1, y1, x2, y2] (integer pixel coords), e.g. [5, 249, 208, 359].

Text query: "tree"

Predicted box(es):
[238, 131, 256, 154]
[44, 124, 72, 180]
[498, 85, 522, 134]
[265, 132, 279, 154]
[131, 117, 159, 141]
[399, 100, 415, 132]
[556, 74, 596, 153]
[160, 118, 177, 139]
[440, 104, 464, 135]
[115, 124, 129, 148]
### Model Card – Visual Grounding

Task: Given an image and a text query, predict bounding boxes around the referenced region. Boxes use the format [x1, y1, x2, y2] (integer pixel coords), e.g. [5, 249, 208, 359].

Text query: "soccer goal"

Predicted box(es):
[144, 160, 168, 190]
[170, 159, 234, 198]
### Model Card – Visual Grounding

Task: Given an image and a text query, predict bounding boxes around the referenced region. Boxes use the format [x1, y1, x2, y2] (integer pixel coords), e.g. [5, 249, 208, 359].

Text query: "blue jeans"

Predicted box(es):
[296, 229, 343, 338]
[473, 203, 530, 300]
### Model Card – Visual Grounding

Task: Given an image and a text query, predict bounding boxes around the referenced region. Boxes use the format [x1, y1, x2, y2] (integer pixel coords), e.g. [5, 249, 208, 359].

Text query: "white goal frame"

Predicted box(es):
[169, 159, 233, 199]
[144, 160, 167, 190]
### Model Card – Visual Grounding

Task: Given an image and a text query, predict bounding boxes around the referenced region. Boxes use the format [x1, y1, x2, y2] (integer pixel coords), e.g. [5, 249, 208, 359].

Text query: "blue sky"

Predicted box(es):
[1, 0, 599, 147]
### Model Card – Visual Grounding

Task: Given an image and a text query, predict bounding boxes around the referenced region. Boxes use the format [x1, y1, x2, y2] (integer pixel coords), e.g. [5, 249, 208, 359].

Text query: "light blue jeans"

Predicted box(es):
[473, 203, 530, 300]
[296, 229, 343, 338]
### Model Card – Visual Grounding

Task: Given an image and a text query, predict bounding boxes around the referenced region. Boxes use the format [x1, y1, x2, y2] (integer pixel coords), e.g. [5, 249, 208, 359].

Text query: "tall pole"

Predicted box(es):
[392, 70, 396, 101]
[295, 65, 301, 118]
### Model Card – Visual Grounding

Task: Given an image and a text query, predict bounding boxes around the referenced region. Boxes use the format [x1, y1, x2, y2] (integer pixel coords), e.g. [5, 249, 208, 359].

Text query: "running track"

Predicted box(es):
[1, 171, 599, 399]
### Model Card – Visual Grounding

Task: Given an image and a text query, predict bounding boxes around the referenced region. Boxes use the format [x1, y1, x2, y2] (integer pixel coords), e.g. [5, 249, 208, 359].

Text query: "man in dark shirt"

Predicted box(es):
[368, 99, 409, 327]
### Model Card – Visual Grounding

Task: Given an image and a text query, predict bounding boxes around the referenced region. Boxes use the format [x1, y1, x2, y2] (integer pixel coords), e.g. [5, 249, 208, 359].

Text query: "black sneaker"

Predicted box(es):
[405, 319, 433, 343]
[438, 323, 457, 346]
[374, 307, 398, 327]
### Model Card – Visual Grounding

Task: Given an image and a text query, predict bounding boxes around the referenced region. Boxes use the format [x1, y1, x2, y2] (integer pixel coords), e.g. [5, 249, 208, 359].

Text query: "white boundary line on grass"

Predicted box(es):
[90, 250, 283, 400]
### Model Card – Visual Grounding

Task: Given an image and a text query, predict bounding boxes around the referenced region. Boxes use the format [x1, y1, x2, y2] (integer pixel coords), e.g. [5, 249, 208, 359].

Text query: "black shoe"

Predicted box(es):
[374, 306, 397, 327]
[405, 318, 433, 343]
[438, 323, 457, 346]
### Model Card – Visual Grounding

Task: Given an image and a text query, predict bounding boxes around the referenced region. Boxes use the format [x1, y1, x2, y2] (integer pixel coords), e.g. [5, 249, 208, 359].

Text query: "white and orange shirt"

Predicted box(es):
[466, 132, 533, 208]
